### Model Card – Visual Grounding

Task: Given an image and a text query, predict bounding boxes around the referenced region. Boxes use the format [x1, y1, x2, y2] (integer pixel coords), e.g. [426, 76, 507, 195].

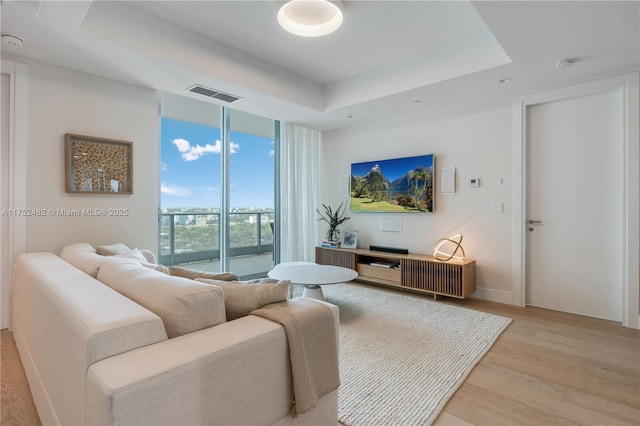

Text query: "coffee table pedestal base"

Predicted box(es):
[303, 285, 324, 301]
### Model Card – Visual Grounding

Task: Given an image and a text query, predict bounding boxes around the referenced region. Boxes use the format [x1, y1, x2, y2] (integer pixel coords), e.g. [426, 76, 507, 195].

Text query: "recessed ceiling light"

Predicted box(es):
[1, 34, 24, 48]
[555, 58, 575, 69]
[412, 100, 421, 103]
[498, 77, 512, 83]
[278, 0, 343, 37]
[348, 114, 356, 119]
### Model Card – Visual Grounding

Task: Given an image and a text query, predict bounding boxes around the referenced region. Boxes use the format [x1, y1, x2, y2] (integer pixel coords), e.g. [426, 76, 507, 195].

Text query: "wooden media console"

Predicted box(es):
[315, 246, 476, 299]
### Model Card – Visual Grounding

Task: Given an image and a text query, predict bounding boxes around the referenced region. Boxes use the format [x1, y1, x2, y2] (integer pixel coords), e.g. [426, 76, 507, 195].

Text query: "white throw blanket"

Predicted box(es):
[250, 298, 340, 417]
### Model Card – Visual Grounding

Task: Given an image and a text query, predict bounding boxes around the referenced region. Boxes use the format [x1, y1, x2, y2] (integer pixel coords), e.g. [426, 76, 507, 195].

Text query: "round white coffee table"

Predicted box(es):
[268, 262, 358, 301]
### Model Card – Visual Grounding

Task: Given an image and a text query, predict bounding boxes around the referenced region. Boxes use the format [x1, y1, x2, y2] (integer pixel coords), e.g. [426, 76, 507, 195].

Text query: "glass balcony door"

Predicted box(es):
[226, 109, 276, 278]
[160, 93, 277, 278]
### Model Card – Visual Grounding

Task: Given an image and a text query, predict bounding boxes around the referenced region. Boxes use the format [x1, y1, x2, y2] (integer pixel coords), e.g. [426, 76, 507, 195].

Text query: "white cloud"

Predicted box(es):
[269, 150, 275, 156]
[160, 161, 168, 172]
[161, 183, 191, 197]
[172, 138, 191, 153]
[172, 138, 239, 161]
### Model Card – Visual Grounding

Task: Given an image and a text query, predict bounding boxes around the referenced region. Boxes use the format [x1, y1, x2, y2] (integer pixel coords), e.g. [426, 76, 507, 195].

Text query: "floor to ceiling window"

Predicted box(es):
[160, 92, 277, 278]
[227, 109, 277, 277]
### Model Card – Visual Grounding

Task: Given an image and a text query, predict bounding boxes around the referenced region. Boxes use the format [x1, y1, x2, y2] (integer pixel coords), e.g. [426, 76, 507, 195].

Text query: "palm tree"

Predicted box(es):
[408, 169, 432, 211]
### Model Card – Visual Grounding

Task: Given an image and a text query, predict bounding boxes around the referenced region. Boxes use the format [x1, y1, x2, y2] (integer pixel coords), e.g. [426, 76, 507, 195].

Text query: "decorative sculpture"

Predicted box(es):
[433, 234, 465, 261]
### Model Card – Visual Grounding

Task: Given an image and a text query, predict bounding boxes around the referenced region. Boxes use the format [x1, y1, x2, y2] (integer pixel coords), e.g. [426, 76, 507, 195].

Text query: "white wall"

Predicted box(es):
[322, 97, 514, 302]
[20, 59, 159, 254]
[1, 72, 10, 327]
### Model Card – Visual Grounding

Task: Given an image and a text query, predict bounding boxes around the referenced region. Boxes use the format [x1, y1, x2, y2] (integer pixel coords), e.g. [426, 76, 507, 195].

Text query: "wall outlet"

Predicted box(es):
[489, 176, 502, 185]
[490, 202, 504, 213]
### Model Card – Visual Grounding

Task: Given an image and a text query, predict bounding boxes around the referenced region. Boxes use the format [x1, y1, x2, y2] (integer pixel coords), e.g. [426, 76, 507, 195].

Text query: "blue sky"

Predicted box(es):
[351, 154, 433, 182]
[161, 118, 275, 208]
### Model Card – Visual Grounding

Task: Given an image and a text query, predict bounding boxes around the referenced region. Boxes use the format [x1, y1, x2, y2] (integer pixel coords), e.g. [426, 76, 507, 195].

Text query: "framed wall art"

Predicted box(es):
[350, 153, 434, 213]
[65, 133, 133, 194]
[342, 230, 359, 249]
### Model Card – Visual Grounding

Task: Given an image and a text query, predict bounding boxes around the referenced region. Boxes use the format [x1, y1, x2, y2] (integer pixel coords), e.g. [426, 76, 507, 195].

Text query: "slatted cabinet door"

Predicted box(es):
[402, 258, 475, 298]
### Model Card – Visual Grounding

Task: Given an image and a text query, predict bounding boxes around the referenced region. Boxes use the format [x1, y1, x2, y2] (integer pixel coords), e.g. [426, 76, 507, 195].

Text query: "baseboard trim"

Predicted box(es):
[13, 326, 59, 425]
[471, 287, 513, 305]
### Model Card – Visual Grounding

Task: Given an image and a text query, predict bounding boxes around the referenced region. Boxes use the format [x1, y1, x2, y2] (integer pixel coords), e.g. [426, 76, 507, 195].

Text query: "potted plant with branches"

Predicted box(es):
[316, 201, 351, 243]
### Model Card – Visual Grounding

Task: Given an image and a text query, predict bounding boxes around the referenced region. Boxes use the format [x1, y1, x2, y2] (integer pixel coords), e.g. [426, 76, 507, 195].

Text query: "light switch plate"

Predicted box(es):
[489, 177, 502, 185]
[490, 202, 504, 213]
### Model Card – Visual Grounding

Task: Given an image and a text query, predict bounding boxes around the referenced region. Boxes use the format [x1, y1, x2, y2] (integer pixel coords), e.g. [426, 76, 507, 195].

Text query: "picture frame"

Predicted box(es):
[342, 230, 359, 249]
[65, 133, 133, 194]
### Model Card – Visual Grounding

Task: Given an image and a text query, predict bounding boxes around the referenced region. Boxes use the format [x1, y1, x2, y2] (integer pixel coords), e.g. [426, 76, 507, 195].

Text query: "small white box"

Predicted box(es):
[379, 219, 402, 232]
[490, 202, 504, 213]
[441, 167, 456, 194]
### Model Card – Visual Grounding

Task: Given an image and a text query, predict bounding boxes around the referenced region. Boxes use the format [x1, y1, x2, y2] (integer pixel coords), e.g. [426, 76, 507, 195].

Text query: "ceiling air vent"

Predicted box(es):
[187, 85, 242, 103]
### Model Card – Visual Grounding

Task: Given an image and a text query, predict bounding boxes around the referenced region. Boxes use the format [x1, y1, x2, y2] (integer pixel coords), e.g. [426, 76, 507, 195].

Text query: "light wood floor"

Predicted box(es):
[2, 296, 639, 426]
[1, 330, 40, 426]
[435, 297, 640, 426]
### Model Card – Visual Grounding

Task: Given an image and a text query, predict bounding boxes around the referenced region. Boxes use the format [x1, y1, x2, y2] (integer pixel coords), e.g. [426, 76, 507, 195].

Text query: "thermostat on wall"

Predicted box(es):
[468, 177, 479, 188]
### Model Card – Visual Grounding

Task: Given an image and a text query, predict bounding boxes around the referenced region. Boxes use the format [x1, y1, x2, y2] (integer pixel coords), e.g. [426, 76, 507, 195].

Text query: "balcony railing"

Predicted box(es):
[159, 211, 274, 266]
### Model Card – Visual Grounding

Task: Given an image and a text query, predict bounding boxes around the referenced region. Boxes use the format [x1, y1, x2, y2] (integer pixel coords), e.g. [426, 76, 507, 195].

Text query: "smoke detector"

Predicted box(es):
[2, 34, 24, 48]
[555, 58, 575, 69]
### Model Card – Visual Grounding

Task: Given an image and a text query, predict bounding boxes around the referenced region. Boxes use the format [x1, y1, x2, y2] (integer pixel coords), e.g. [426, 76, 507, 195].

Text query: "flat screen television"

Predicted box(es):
[350, 154, 434, 213]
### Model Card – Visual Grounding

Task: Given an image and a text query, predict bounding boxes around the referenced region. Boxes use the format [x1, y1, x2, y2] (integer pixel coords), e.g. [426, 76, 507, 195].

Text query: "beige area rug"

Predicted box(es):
[321, 283, 512, 426]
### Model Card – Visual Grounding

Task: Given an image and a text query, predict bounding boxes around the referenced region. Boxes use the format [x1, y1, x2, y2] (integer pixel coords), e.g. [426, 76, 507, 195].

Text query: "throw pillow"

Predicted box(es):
[138, 248, 158, 264]
[196, 278, 290, 320]
[96, 243, 132, 256]
[114, 248, 148, 263]
[169, 266, 239, 282]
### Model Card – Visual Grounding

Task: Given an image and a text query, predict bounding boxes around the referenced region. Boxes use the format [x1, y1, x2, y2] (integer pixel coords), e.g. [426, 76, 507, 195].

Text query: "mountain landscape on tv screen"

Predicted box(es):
[350, 156, 433, 213]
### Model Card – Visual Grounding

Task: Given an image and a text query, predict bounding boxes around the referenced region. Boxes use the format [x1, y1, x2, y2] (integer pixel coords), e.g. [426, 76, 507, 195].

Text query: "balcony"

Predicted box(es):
[160, 211, 274, 278]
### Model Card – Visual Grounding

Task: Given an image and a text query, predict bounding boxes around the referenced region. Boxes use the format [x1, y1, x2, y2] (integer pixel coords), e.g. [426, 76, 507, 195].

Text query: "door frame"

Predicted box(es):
[1, 59, 28, 330]
[512, 72, 639, 328]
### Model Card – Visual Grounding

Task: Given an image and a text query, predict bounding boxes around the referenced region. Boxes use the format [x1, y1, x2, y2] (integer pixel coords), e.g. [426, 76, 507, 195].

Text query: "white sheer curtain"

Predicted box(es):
[279, 123, 322, 262]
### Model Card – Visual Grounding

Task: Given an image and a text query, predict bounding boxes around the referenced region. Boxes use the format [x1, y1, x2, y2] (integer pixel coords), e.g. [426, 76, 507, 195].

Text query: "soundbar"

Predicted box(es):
[369, 245, 409, 255]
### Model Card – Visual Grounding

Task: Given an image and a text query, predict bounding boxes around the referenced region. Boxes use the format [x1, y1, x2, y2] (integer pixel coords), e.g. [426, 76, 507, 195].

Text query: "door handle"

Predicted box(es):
[528, 220, 542, 224]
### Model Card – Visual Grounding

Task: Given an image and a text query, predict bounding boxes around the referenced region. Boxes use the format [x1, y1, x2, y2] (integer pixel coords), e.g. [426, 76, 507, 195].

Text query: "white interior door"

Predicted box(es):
[526, 89, 623, 321]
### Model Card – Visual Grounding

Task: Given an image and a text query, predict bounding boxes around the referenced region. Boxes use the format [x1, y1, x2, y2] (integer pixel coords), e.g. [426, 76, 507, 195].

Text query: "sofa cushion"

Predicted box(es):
[196, 278, 290, 320]
[169, 266, 239, 282]
[96, 242, 132, 256]
[60, 243, 107, 278]
[14, 253, 169, 426]
[98, 258, 226, 337]
[142, 261, 170, 274]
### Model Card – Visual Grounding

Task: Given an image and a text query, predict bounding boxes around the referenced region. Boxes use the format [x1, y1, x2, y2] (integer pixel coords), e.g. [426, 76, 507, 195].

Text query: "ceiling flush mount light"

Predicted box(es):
[498, 77, 512, 83]
[1, 34, 24, 48]
[278, 0, 343, 37]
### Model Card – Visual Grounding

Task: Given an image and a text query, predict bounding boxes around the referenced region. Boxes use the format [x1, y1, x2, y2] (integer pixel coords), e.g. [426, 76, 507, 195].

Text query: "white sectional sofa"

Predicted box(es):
[12, 244, 339, 425]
